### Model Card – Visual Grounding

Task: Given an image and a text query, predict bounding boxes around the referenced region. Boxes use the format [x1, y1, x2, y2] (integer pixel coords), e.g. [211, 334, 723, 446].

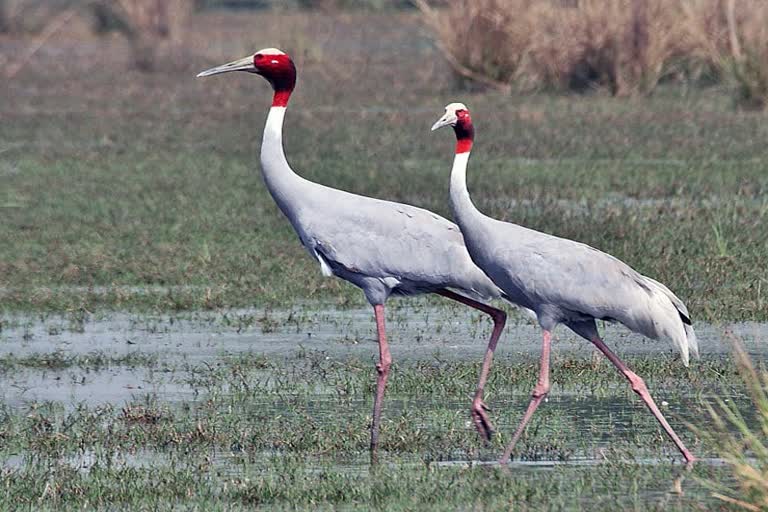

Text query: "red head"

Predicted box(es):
[197, 48, 297, 107]
[430, 103, 474, 153]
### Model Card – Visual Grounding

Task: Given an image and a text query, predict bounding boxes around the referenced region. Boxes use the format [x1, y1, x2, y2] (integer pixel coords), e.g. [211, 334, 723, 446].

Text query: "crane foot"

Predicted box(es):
[471, 399, 494, 442]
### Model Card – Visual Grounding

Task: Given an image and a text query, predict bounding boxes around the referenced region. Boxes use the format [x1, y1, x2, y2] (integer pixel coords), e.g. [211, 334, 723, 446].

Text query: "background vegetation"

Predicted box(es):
[2, 3, 767, 510]
[694, 338, 768, 511]
[2, 4, 767, 316]
[417, 0, 768, 108]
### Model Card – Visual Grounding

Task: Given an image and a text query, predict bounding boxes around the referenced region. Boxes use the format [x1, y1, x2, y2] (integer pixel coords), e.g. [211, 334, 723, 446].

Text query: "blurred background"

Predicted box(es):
[2, 0, 767, 318]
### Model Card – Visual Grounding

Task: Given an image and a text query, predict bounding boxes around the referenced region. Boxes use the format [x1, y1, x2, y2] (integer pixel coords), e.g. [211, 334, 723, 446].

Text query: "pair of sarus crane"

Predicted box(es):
[197, 48, 698, 465]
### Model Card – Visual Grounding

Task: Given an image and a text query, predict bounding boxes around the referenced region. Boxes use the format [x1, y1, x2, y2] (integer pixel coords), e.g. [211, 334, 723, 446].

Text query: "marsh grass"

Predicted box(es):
[0, 349, 749, 509]
[0, 457, 718, 511]
[695, 338, 768, 510]
[2, 350, 739, 458]
[0, 350, 158, 371]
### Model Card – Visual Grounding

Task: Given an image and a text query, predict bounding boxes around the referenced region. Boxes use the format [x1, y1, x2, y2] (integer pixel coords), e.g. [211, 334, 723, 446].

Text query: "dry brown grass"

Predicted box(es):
[684, 0, 768, 109]
[417, 0, 768, 102]
[414, 0, 545, 93]
[561, 0, 688, 96]
[91, 0, 192, 71]
[416, 0, 689, 96]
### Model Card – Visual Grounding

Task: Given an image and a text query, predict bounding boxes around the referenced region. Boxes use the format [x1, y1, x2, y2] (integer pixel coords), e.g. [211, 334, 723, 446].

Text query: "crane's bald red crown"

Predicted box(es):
[253, 52, 296, 107]
[454, 109, 474, 154]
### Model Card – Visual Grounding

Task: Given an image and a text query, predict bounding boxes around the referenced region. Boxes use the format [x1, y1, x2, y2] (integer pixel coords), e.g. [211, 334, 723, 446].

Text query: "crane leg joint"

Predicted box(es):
[376, 360, 391, 377]
[491, 309, 507, 327]
[626, 370, 648, 395]
[531, 380, 550, 399]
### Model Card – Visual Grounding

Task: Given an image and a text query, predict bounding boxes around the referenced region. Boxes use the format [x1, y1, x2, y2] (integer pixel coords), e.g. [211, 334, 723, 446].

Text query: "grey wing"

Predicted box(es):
[301, 195, 500, 300]
[521, 238, 650, 316]
[497, 235, 696, 363]
[489, 236, 633, 318]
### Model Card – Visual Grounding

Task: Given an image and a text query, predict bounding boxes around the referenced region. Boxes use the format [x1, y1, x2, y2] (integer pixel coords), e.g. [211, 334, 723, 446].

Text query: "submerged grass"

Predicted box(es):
[0, 457, 723, 511]
[0, 347, 751, 510]
[0, 350, 158, 371]
[0, 351, 745, 456]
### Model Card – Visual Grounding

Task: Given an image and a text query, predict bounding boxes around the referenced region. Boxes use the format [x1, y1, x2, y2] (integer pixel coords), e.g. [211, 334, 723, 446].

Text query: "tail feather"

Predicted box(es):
[684, 323, 699, 360]
[640, 276, 698, 365]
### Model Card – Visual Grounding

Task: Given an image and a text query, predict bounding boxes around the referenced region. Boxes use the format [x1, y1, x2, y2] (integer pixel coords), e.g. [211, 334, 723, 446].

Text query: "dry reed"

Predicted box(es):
[91, 0, 192, 71]
[417, 0, 768, 105]
[414, 0, 545, 93]
[564, 0, 687, 96]
[684, 0, 768, 109]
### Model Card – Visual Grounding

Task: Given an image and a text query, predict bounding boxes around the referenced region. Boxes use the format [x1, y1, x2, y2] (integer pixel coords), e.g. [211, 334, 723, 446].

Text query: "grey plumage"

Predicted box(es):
[438, 104, 698, 365]
[261, 106, 503, 307]
[461, 213, 698, 364]
[257, 103, 520, 460]
[198, 51, 519, 462]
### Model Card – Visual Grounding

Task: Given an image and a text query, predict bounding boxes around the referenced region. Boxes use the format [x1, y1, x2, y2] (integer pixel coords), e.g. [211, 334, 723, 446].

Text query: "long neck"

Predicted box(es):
[259, 101, 308, 216]
[261, 105, 289, 169]
[449, 151, 486, 233]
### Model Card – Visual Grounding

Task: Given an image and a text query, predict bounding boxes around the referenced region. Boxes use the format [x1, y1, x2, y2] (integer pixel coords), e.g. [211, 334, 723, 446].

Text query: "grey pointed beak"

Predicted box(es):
[196, 55, 255, 78]
[431, 115, 454, 131]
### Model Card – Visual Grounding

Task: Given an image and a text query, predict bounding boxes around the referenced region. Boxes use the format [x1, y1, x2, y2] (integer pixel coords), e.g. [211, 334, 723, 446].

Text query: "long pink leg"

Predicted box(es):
[370, 304, 392, 465]
[499, 329, 552, 464]
[437, 290, 507, 441]
[590, 335, 696, 464]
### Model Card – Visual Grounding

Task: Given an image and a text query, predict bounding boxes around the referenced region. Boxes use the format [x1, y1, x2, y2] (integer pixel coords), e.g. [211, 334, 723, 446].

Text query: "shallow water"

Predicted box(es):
[3, 444, 729, 474]
[2, 304, 766, 360]
[0, 305, 765, 410]
[0, 366, 193, 408]
[0, 306, 754, 509]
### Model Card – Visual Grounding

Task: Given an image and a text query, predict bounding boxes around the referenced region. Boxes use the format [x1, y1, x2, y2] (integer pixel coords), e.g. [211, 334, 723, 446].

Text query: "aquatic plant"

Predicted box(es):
[697, 336, 768, 510]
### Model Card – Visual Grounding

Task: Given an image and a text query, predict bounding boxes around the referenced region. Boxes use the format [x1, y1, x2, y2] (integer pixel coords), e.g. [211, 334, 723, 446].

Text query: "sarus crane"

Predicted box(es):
[197, 49, 527, 463]
[431, 102, 698, 464]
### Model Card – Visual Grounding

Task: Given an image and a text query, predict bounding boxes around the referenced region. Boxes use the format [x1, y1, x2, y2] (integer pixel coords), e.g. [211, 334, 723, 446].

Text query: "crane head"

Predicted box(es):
[196, 48, 296, 106]
[430, 103, 469, 131]
[431, 103, 474, 153]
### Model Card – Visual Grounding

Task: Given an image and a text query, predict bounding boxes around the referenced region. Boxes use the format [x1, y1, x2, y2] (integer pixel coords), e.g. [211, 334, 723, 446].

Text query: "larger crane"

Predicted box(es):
[431, 103, 698, 464]
[197, 50, 520, 463]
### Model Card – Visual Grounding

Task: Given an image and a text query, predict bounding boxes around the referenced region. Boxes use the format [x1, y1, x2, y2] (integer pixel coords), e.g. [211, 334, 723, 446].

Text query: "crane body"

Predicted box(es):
[432, 103, 698, 464]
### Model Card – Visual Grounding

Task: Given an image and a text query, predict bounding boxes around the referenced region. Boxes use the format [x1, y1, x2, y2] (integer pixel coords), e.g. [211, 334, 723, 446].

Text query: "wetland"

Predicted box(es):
[1, 7, 767, 511]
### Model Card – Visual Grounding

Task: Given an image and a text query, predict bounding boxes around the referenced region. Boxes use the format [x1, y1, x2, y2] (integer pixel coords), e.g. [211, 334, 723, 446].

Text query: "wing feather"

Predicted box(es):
[488, 229, 696, 363]
[297, 191, 499, 300]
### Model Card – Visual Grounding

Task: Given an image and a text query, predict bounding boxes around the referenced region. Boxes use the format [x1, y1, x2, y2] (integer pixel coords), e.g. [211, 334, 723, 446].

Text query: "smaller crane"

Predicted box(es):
[432, 103, 698, 464]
